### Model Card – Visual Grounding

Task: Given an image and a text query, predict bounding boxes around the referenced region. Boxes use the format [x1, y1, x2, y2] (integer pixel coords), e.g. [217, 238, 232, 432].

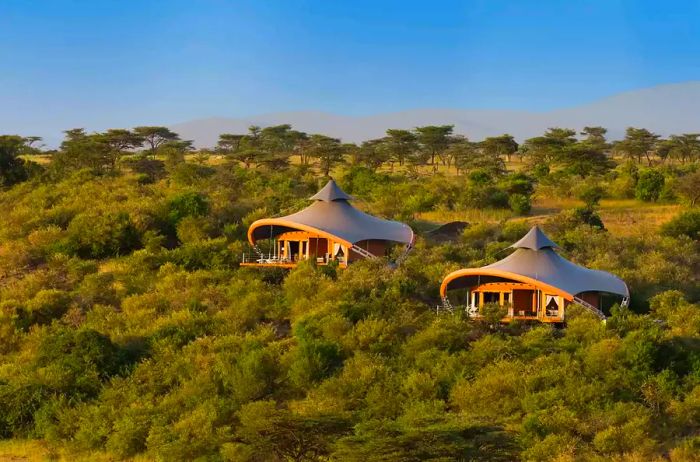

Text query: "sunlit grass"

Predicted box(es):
[418, 208, 515, 226]
[598, 201, 681, 236]
[19, 154, 52, 165]
[415, 196, 682, 237]
[0, 439, 154, 461]
[530, 196, 681, 235]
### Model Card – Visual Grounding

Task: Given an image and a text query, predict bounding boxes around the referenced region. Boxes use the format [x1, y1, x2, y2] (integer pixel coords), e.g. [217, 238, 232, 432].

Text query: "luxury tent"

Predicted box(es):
[241, 179, 415, 268]
[440, 226, 629, 322]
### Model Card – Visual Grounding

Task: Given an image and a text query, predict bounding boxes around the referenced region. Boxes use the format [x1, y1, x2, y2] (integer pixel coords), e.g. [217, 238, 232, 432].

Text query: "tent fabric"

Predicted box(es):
[309, 179, 355, 201]
[442, 226, 629, 299]
[510, 225, 558, 250]
[248, 180, 414, 246]
[483, 247, 629, 297]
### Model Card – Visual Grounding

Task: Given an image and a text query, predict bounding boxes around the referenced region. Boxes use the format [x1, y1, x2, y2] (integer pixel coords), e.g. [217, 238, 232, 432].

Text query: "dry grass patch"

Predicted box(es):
[598, 201, 681, 236]
[0, 440, 154, 462]
[418, 208, 514, 225]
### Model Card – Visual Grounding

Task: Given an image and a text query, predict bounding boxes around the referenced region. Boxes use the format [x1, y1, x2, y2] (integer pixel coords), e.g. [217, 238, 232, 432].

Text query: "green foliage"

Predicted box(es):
[63, 211, 141, 258]
[0, 135, 32, 187]
[549, 206, 605, 231]
[235, 400, 350, 461]
[662, 209, 700, 240]
[635, 168, 666, 201]
[508, 193, 531, 215]
[578, 184, 605, 207]
[133, 126, 179, 154]
[480, 302, 508, 325]
[167, 191, 210, 225]
[0, 125, 698, 460]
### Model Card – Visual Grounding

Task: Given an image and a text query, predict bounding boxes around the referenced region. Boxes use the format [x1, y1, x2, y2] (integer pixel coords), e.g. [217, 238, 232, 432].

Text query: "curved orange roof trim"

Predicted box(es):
[440, 268, 575, 300]
[247, 218, 354, 248]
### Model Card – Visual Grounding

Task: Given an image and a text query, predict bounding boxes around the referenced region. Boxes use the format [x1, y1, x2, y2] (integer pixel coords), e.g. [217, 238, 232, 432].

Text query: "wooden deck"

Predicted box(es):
[240, 262, 299, 268]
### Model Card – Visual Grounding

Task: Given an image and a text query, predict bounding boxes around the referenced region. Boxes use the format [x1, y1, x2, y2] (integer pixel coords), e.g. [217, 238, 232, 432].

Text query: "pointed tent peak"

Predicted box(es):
[309, 178, 354, 202]
[510, 225, 559, 250]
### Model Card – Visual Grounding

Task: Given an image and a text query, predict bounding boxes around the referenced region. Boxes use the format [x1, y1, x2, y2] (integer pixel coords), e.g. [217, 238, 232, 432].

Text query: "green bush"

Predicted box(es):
[508, 193, 531, 215]
[661, 209, 700, 240]
[63, 211, 141, 258]
[0, 142, 697, 460]
[0, 135, 32, 187]
[635, 169, 665, 202]
[167, 191, 210, 226]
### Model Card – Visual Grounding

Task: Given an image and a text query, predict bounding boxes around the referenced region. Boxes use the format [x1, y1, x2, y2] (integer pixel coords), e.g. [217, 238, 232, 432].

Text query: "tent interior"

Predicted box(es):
[241, 179, 414, 268]
[243, 224, 390, 267]
[441, 226, 629, 322]
[444, 276, 625, 322]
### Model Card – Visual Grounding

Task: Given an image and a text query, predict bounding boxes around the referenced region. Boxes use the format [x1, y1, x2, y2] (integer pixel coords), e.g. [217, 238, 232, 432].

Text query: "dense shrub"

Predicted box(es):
[0, 151, 697, 461]
[0, 136, 33, 187]
[508, 193, 531, 215]
[662, 209, 700, 240]
[63, 211, 141, 258]
[167, 191, 210, 226]
[635, 169, 665, 202]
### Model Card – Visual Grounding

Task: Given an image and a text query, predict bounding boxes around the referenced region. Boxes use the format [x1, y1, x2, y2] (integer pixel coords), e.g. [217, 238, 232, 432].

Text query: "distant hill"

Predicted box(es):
[169, 81, 700, 147]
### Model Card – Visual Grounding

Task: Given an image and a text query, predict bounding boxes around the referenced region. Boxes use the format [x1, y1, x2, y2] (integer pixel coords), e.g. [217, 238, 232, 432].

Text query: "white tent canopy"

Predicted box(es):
[248, 179, 414, 247]
[442, 226, 629, 299]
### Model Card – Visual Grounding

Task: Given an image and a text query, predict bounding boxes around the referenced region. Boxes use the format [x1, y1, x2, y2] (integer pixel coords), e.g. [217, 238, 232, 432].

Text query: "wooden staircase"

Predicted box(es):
[572, 296, 607, 321]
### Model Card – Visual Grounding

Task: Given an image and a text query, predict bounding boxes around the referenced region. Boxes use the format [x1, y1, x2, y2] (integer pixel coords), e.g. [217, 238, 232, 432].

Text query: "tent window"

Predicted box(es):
[545, 294, 560, 317]
[483, 292, 500, 305]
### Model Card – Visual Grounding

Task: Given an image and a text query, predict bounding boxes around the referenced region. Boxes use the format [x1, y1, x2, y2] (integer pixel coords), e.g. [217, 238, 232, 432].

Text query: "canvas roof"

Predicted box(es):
[248, 179, 414, 247]
[441, 226, 629, 299]
[510, 225, 558, 250]
[309, 179, 354, 201]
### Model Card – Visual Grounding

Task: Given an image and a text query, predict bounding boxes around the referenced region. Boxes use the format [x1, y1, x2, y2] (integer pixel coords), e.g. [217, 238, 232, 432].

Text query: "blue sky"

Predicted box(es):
[1, 0, 700, 139]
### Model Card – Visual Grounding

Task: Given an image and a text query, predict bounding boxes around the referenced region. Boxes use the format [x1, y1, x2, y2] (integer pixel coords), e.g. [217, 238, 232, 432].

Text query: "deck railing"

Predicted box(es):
[241, 252, 292, 264]
[572, 296, 607, 320]
[241, 252, 344, 266]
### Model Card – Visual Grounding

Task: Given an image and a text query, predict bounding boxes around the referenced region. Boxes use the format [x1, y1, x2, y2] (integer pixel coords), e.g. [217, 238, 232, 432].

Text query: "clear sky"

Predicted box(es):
[2, 0, 700, 140]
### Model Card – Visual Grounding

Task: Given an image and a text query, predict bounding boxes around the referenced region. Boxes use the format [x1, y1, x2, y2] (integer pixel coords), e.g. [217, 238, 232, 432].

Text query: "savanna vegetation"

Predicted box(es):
[0, 124, 698, 461]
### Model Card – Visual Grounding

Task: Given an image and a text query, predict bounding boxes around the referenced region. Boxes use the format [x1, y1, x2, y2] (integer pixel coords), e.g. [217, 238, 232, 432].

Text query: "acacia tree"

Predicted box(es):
[0, 135, 30, 187]
[481, 134, 519, 162]
[218, 126, 306, 169]
[521, 128, 577, 167]
[351, 139, 389, 171]
[21, 136, 43, 154]
[97, 129, 144, 170]
[666, 134, 700, 164]
[612, 127, 659, 165]
[259, 124, 305, 169]
[308, 134, 344, 176]
[384, 129, 418, 166]
[53, 128, 112, 174]
[448, 140, 497, 175]
[133, 126, 180, 156]
[581, 126, 609, 148]
[560, 143, 613, 177]
[236, 401, 350, 461]
[230, 126, 263, 169]
[676, 170, 700, 206]
[414, 125, 454, 171]
[217, 133, 245, 154]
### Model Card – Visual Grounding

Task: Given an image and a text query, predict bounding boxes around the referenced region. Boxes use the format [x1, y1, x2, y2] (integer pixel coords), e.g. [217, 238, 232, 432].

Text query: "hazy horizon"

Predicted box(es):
[3, 0, 700, 144]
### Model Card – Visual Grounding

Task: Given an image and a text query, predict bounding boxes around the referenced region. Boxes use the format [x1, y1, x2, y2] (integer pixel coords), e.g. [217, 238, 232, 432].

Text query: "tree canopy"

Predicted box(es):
[0, 121, 698, 461]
